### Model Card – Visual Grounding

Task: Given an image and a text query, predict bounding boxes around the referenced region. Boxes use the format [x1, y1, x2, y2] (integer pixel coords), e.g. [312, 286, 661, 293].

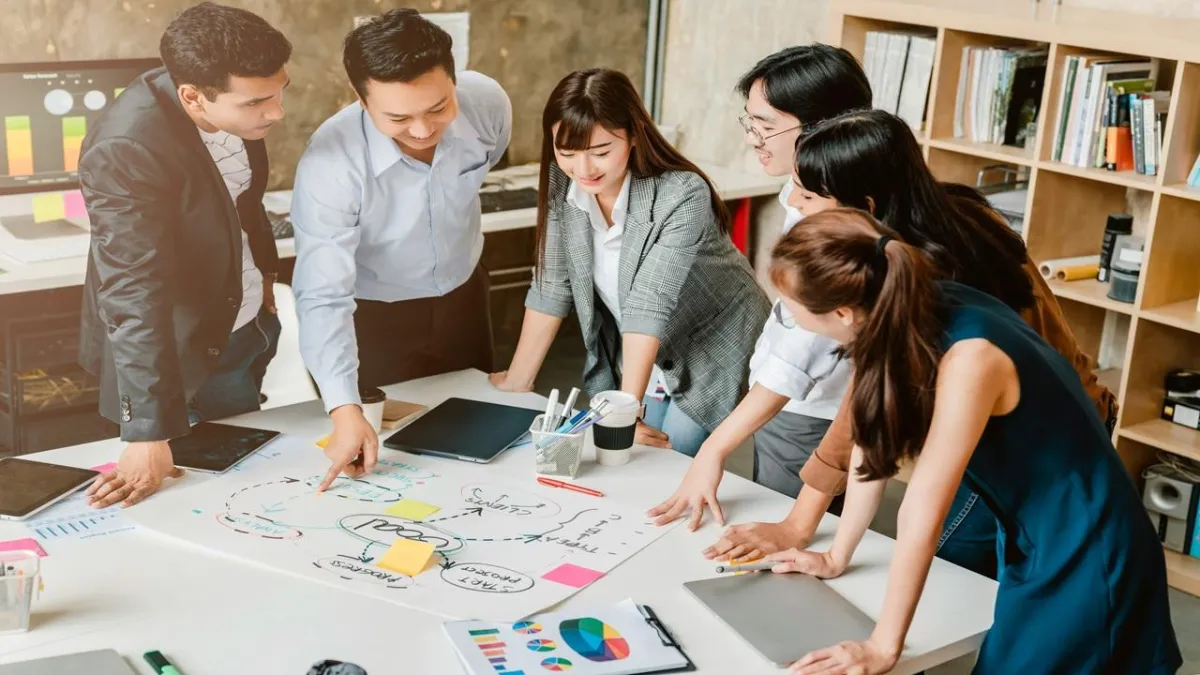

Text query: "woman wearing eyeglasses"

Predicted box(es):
[649, 45, 871, 530]
[489, 68, 769, 458]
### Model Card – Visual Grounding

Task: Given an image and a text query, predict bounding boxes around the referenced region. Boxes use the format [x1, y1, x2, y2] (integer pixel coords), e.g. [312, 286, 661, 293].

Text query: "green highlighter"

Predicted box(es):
[144, 650, 184, 675]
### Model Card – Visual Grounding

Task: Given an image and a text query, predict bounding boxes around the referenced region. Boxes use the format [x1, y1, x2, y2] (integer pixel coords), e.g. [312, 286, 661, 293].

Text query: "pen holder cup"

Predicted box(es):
[0, 549, 40, 635]
[530, 414, 586, 479]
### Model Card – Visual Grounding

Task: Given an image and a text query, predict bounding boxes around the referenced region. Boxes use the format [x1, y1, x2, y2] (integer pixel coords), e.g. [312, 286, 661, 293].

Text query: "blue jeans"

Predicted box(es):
[641, 396, 710, 457]
[188, 311, 281, 425]
[936, 483, 999, 579]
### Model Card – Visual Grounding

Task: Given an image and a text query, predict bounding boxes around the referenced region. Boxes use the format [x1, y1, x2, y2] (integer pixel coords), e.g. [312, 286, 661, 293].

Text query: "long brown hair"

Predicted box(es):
[534, 68, 730, 275]
[770, 208, 945, 480]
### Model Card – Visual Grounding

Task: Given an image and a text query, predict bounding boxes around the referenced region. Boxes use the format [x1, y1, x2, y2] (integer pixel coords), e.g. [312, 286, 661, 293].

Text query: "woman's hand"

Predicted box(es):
[488, 371, 533, 393]
[762, 547, 846, 579]
[789, 639, 900, 675]
[634, 420, 672, 449]
[702, 519, 811, 562]
[646, 454, 725, 530]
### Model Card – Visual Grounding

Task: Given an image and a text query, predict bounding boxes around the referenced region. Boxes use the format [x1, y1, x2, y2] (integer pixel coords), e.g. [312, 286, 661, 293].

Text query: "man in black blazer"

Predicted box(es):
[78, 3, 292, 508]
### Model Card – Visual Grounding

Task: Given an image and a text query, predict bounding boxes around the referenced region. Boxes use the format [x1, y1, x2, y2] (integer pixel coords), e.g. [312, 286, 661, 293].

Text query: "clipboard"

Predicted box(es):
[443, 598, 695, 674]
[636, 604, 697, 673]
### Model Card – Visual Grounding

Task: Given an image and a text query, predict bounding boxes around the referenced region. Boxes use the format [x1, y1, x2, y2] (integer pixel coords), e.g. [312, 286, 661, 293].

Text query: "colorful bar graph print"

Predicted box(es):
[62, 116, 87, 172]
[5, 116, 33, 176]
[470, 626, 524, 675]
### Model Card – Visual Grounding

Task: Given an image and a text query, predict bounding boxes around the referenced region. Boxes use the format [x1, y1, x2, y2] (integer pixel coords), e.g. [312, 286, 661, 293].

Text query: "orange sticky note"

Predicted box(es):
[385, 499, 440, 521]
[376, 538, 436, 576]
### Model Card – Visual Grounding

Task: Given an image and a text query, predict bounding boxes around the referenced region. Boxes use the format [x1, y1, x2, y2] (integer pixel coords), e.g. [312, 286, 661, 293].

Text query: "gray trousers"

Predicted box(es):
[752, 410, 834, 498]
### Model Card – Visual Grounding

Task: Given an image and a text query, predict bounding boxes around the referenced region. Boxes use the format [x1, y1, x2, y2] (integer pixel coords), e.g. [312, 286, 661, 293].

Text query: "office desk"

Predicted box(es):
[0, 370, 996, 674]
[0, 163, 784, 298]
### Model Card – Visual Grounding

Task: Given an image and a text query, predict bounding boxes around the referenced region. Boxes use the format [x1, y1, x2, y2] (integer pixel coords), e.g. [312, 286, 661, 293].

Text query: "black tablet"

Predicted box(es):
[168, 422, 280, 474]
[0, 458, 98, 521]
[382, 397, 541, 463]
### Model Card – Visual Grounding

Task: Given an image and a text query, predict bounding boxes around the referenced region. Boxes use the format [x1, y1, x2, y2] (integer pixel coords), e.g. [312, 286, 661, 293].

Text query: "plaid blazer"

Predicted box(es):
[526, 166, 770, 432]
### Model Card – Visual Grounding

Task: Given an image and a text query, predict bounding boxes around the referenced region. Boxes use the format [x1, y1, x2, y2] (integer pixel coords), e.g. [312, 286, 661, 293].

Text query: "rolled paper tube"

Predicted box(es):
[1056, 263, 1101, 281]
[1039, 255, 1101, 279]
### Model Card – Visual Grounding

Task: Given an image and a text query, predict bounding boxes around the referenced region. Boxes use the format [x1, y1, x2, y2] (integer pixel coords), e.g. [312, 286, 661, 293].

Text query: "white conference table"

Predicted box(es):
[0, 370, 996, 674]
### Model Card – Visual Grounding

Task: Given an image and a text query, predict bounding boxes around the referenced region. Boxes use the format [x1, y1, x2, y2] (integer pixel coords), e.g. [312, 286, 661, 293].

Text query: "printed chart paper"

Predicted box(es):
[128, 436, 675, 621]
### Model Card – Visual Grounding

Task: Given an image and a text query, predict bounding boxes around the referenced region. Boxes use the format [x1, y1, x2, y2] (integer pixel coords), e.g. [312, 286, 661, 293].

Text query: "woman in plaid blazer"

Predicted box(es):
[490, 68, 769, 457]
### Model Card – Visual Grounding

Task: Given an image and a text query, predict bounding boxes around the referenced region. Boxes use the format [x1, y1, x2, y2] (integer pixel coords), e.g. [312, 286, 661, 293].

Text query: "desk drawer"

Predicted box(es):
[0, 405, 117, 457]
[0, 365, 101, 416]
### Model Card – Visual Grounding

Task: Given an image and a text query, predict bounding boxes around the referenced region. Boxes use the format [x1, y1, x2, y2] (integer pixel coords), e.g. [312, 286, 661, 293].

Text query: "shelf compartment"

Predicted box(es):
[1141, 195, 1200, 310]
[1164, 548, 1200, 597]
[1045, 278, 1134, 315]
[1119, 418, 1200, 463]
[1140, 298, 1200, 335]
[1026, 168, 1148, 276]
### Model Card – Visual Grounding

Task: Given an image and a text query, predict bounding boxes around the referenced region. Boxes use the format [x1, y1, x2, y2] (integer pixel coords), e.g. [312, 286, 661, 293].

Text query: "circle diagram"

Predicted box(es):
[44, 89, 73, 115]
[540, 656, 572, 671]
[84, 90, 107, 110]
[526, 638, 557, 652]
[512, 621, 542, 634]
[559, 618, 630, 662]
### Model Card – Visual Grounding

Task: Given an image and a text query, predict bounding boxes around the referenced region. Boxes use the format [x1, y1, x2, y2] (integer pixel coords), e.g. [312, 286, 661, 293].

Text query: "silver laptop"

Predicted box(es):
[683, 572, 876, 667]
[0, 650, 136, 675]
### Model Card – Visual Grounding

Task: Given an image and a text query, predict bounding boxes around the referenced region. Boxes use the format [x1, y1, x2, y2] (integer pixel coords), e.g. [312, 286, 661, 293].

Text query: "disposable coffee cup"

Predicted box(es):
[591, 390, 640, 466]
[359, 387, 386, 432]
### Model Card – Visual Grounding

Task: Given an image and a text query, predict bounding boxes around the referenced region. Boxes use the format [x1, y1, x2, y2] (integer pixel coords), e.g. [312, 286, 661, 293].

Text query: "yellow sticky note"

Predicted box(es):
[377, 538, 436, 576]
[315, 434, 330, 449]
[385, 499, 441, 521]
[31, 193, 65, 223]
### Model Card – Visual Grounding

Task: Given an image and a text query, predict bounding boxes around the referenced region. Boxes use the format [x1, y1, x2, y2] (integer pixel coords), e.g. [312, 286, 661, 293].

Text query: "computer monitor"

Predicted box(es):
[0, 58, 161, 196]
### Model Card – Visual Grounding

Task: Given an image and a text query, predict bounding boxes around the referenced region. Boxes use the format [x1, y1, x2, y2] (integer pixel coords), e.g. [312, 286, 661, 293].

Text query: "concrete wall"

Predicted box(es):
[0, 0, 648, 188]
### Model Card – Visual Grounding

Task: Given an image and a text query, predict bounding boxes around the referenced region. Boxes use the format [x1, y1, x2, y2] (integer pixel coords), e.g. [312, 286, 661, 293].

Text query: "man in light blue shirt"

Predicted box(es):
[291, 9, 512, 489]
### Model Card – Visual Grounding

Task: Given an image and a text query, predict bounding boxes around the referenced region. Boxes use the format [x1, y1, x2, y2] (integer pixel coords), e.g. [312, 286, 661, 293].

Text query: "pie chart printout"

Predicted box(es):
[540, 656, 572, 671]
[558, 618, 631, 662]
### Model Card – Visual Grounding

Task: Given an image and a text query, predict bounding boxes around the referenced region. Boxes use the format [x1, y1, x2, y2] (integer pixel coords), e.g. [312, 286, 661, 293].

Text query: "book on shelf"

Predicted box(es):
[951, 45, 1047, 148]
[1051, 55, 1159, 170]
[862, 29, 936, 131]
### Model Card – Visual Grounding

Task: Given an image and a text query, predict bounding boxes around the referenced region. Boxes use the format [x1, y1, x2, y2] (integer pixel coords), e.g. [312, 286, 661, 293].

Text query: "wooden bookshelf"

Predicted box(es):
[831, 0, 1200, 596]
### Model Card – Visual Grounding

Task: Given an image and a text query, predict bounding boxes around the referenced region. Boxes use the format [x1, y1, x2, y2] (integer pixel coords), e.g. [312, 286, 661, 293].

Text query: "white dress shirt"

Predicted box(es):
[290, 71, 513, 411]
[566, 173, 668, 397]
[747, 182, 853, 419]
[199, 127, 262, 332]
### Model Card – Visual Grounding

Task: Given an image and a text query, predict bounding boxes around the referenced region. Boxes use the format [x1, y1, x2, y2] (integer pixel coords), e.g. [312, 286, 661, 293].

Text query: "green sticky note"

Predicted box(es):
[385, 499, 441, 521]
[31, 193, 65, 223]
[5, 116, 30, 131]
[61, 116, 87, 138]
[376, 538, 435, 576]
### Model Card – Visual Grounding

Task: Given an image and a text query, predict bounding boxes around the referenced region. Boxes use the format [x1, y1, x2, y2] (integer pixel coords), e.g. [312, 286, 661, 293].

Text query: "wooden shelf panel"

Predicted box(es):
[1165, 548, 1200, 597]
[1119, 419, 1200, 463]
[1037, 161, 1159, 191]
[927, 137, 1036, 166]
[1160, 183, 1200, 203]
[1140, 298, 1200, 335]
[1046, 278, 1135, 315]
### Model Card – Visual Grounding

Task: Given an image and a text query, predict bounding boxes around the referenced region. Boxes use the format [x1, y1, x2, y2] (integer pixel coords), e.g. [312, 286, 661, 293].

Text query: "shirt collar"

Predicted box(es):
[362, 102, 482, 177]
[779, 180, 804, 232]
[567, 171, 633, 233]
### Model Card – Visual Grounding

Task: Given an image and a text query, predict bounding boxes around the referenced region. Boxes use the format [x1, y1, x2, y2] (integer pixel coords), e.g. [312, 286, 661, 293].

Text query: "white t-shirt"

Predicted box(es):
[199, 127, 263, 332]
[746, 182, 852, 419]
[567, 173, 669, 399]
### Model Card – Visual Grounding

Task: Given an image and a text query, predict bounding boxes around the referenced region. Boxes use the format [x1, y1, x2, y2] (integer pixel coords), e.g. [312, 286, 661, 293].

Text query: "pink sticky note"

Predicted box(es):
[63, 190, 86, 220]
[90, 461, 118, 474]
[542, 563, 604, 588]
[0, 538, 47, 558]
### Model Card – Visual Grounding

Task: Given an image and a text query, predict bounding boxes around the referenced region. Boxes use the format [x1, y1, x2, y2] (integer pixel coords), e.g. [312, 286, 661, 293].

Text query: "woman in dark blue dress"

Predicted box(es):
[760, 208, 1181, 674]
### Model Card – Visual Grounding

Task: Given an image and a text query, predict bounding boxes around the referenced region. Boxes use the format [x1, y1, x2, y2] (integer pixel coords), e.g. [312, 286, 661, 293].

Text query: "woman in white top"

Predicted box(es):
[650, 45, 872, 529]
[490, 68, 769, 458]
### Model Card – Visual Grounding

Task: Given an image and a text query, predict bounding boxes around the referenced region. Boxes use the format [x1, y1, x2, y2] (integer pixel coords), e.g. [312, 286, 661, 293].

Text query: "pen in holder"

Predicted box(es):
[0, 549, 41, 635]
[530, 414, 585, 479]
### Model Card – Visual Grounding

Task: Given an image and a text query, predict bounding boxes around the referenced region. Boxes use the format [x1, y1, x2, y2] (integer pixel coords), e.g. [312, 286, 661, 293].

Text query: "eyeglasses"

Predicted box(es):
[738, 113, 801, 147]
[773, 301, 796, 329]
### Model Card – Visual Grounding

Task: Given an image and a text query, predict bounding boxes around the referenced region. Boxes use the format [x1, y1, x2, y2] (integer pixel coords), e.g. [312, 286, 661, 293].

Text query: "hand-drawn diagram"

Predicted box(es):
[128, 436, 674, 621]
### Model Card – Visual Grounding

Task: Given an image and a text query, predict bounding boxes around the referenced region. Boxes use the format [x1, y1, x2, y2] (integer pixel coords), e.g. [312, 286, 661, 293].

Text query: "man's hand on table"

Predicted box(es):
[87, 440, 184, 508]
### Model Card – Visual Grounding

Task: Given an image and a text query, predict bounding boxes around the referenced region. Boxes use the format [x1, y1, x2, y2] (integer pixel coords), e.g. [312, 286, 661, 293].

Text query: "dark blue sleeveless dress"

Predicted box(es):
[937, 281, 1180, 674]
